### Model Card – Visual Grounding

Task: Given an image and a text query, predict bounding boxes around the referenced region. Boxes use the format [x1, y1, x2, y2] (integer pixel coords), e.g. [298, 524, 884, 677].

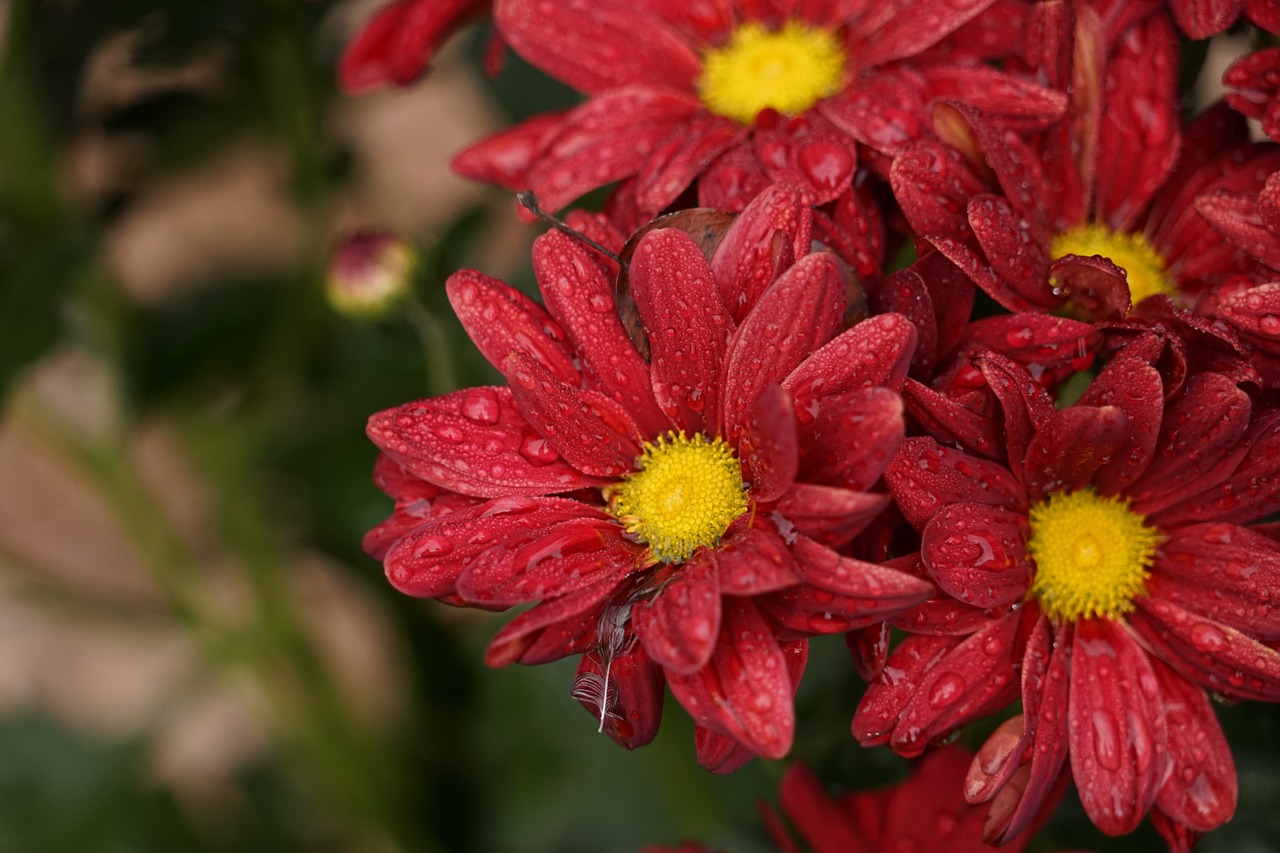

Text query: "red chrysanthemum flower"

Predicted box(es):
[339, 0, 497, 93]
[452, 0, 1065, 221]
[364, 185, 933, 769]
[893, 6, 1280, 322]
[854, 349, 1280, 846]
[645, 745, 1075, 853]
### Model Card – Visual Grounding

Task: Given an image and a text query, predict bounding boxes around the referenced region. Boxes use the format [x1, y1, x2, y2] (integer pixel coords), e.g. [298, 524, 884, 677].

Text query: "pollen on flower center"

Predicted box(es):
[606, 431, 748, 564]
[1026, 488, 1163, 623]
[698, 21, 845, 125]
[1050, 223, 1177, 310]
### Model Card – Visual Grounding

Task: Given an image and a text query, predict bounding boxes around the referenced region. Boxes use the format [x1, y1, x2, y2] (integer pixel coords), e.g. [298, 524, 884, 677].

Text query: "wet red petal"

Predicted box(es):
[1155, 409, 1280, 527]
[574, 641, 665, 750]
[853, 634, 958, 747]
[1079, 355, 1165, 495]
[820, 66, 929, 156]
[784, 313, 918, 413]
[1131, 596, 1280, 701]
[967, 194, 1057, 311]
[496, 0, 701, 94]
[709, 182, 812, 322]
[775, 484, 889, 551]
[738, 384, 798, 502]
[457, 517, 635, 604]
[633, 548, 722, 674]
[885, 437, 1023, 532]
[977, 352, 1056, 477]
[902, 380, 1003, 461]
[1152, 523, 1280, 639]
[532, 229, 668, 435]
[666, 599, 797, 759]
[795, 387, 904, 491]
[629, 227, 733, 434]
[847, 622, 891, 683]
[888, 616, 1021, 757]
[1150, 658, 1238, 832]
[721, 252, 845, 445]
[451, 111, 569, 189]
[367, 388, 608, 497]
[790, 536, 935, 603]
[1022, 404, 1131, 500]
[694, 726, 759, 775]
[634, 112, 746, 213]
[382, 496, 610, 598]
[505, 350, 643, 476]
[446, 270, 580, 385]
[1169, 0, 1242, 36]
[752, 113, 857, 206]
[1068, 618, 1168, 836]
[1196, 190, 1280, 271]
[776, 763, 868, 853]
[855, 0, 997, 68]
[714, 515, 800, 596]
[921, 502, 1031, 609]
[485, 573, 627, 666]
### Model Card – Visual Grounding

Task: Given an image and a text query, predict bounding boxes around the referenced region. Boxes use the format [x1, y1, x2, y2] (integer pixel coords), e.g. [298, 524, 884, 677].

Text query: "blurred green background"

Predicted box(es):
[0, 1, 1276, 851]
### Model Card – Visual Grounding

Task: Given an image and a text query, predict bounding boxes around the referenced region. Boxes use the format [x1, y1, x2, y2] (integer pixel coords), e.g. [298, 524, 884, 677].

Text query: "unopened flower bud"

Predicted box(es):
[326, 231, 416, 319]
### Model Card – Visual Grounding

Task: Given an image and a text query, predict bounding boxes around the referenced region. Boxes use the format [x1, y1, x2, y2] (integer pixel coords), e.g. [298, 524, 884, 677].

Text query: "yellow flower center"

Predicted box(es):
[698, 21, 845, 125]
[1050, 224, 1177, 310]
[1027, 488, 1163, 623]
[606, 431, 748, 564]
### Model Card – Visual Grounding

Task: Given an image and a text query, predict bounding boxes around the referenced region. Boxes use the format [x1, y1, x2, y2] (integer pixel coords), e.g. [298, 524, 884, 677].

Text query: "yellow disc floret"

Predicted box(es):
[606, 431, 748, 564]
[699, 21, 845, 125]
[1050, 223, 1177, 309]
[1027, 488, 1163, 623]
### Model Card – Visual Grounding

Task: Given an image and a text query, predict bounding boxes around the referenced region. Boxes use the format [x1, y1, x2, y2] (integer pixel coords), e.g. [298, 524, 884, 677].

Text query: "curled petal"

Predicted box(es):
[795, 387, 905, 491]
[1022, 405, 1131, 500]
[752, 113, 857, 206]
[853, 634, 959, 747]
[633, 548, 722, 674]
[1068, 618, 1168, 836]
[785, 312, 918, 408]
[902, 379, 1003, 460]
[1151, 658, 1237, 832]
[791, 536, 935, 604]
[921, 502, 1032, 609]
[1079, 355, 1164, 494]
[710, 183, 812, 320]
[367, 389, 609, 497]
[575, 641, 664, 750]
[694, 726, 759, 775]
[847, 622, 891, 683]
[666, 599, 799, 759]
[635, 113, 746, 213]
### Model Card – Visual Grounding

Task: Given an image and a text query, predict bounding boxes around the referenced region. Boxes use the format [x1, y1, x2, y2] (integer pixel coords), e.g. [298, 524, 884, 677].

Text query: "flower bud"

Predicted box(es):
[326, 231, 416, 319]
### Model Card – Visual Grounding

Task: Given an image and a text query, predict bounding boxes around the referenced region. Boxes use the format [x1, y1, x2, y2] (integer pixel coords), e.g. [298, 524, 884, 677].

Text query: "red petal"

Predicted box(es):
[885, 437, 1023, 532]
[367, 388, 608, 496]
[505, 350, 642, 476]
[456, 517, 635, 604]
[720, 252, 845, 445]
[1021, 404, 1131, 500]
[1170, 0, 1242, 36]
[888, 616, 1021, 757]
[1079, 355, 1165, 495]
[902, 379, 1003, 461]
[634, 112, 746, 213]
[784, 313, 918, 411]
[709, 182, 812, 320]
[633, 548, 722, 674]
[1151, 523, 1280, 639]
[820, 66, 929, 156]
[694, 726, 759, 775]
[495, 0, 701, 93]
[752, 112, 857, 206]
[777, 764, 868, 853]
[485, 574, 626, 666]
[446, 270, 579, 385]
[532, 229, 668, 435]
[775, 484, 889, 550]
[847, 622, 891, 683]
[714, 515, 801, 596]
[790, 536, 935, 603]
[921, 502, 1032, 609]
[381, 496, 609, 598]
[1094, 14, 1181, 232]
[738, 384, 798, 502]
[1068, 618, 1168, 835]
[1130, 596, 1280, 701]
[574, 641, 665, 750]
[1151, 658, 1237, 832]
[855, 0, 997, 68]
[450, 110, 570, 189]
[853, 634, 958, 747]
[795, 387, 904, 491]
[629, 227, 733, 434]
[967, 194, 1057, 310]
[666, 598, 797, 759]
